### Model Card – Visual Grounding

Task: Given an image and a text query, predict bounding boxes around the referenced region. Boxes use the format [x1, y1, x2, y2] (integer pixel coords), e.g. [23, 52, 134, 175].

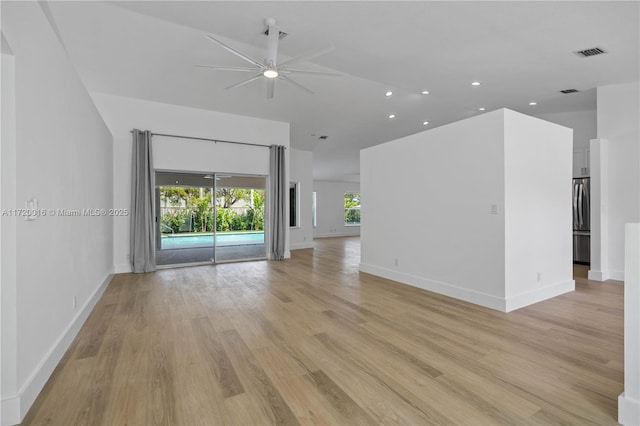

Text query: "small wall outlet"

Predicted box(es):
[394, 258, 399, 267]
[536, 272, 542, 282]
[490, 204, 498, 215]
[73, 296, 77, 309]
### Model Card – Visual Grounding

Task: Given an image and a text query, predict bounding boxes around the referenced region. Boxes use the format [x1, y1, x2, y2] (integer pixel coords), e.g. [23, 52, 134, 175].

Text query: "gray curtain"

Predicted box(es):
[130, 129, 156, 272]
[269, 145, 286, 260]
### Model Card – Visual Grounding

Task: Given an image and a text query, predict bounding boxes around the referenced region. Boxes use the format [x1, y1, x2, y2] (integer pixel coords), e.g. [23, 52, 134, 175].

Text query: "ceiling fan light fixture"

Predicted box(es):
[203, 19, 338, 98]
[263, 69, 279, 79]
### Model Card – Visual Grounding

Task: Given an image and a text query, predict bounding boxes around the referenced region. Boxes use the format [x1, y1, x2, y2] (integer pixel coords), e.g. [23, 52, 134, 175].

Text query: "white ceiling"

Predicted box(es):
[43, 1, 639, 182]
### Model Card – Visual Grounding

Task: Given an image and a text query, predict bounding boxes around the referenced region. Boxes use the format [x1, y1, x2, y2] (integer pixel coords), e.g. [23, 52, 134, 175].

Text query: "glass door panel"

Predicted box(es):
[156, 171, 214, 266]
[214, 174, 267, 262]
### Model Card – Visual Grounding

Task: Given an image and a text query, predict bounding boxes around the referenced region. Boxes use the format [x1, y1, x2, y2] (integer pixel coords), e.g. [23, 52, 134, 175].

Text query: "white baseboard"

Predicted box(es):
[113, 262, 132, 274]
[358, 263, 575, 313]
[3, 272, 113, 425]
[504, 280, 575, 312]
[290, 242, 315, 250]
[0, 396, 20, 426]
[588, 269, 609, 281]
[358, 263, 507, 312]
[618, 392, 640, 426]
[314, 232, 360, 239]
[588, 269, 625, 282]
[610, 270, 625, 281]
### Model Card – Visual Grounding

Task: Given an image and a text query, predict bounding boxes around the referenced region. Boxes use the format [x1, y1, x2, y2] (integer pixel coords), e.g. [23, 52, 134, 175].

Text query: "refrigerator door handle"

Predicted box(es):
[573, 182, 579, 229]
[577, 183, 583, 228]
[583, 182, 590, 230]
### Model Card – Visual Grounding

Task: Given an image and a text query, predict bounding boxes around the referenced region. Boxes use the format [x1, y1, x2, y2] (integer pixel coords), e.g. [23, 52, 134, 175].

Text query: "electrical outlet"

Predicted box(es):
[394, 258, 399, 267]
[536, 272, 541, 282]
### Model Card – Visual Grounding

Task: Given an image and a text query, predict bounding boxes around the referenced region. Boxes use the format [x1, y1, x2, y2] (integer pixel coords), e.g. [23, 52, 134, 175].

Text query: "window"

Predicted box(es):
[344, 192, 361, 226]
[289, 182, 299, 227]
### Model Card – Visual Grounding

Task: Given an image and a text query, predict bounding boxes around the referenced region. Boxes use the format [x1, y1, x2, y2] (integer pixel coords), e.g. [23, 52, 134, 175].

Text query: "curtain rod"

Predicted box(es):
[130, 130, 284, 149]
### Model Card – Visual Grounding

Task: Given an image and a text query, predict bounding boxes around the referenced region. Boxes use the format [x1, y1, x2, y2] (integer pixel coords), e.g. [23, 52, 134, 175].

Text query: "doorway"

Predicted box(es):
[155, 171, 267, 267]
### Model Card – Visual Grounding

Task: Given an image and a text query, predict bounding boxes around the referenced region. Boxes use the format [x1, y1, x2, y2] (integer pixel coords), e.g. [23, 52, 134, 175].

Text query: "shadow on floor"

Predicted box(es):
[156, 244, 266, 266]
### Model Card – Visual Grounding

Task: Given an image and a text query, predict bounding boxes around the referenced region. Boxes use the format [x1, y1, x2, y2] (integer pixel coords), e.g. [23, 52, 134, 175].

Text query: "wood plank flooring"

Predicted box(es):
[22, 237, 623, 425]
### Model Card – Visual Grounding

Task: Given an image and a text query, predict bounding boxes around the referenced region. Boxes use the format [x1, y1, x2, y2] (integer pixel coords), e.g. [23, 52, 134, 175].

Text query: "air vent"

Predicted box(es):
[560, 89, 580, 94]
[574, 47, 607, 58]
[318, 135, 329, 140]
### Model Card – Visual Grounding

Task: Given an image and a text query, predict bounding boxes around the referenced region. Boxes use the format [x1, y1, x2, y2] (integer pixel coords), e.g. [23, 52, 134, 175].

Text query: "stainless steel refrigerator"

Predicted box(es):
[573, 177, 590, 264]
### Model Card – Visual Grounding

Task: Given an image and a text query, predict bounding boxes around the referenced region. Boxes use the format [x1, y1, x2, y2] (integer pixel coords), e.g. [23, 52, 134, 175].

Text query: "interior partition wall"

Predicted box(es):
[155, 171, 267, 267]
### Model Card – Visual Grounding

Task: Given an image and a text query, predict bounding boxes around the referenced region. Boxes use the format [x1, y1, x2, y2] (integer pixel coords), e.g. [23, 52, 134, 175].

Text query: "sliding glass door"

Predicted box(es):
[155, 171, 266, 267]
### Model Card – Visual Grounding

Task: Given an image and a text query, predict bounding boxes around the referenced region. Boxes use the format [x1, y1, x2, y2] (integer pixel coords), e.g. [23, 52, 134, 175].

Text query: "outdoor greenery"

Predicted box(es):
[344, 192, 361, 225]
[160, 186, 265, 233]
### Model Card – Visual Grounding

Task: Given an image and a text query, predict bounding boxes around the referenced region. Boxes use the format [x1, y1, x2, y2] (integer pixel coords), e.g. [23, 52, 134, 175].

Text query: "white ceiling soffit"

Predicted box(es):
[43, 1, 640, 182]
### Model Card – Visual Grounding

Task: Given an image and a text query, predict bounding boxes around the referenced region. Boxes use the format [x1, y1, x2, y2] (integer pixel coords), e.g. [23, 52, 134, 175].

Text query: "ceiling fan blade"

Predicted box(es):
[278, 46, 335, 68]
[195, 65, 259, 72]
[280, 68, 340, 77]
[281, 75, 314, 94]
[267, 78, 275, 99]
[206, 34, 266, 69]
[225, 74, 263, 90]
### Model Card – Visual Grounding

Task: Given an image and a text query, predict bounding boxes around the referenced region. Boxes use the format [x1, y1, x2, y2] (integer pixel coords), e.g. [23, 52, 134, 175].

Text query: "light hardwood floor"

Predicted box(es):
[22, 237, 623, 425]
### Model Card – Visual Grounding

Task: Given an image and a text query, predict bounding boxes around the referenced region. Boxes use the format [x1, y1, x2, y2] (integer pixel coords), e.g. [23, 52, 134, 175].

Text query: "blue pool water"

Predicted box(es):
[161, 232, 264, 249]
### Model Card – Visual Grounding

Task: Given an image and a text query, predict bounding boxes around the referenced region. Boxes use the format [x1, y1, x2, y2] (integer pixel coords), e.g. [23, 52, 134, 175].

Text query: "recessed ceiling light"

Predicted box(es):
[421, 90, 430, 95]
[529, 102, 537, 106]
[388, 114, 396, 119]
[422, 121, 429, 126]
[471, 81, 481, 86]
[478, 107, 486, 111]
[385, 91, 393, 97]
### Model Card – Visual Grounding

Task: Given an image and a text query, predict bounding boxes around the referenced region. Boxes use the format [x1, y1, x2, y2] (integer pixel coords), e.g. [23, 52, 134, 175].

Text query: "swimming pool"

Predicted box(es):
[161, 232, 264, 249]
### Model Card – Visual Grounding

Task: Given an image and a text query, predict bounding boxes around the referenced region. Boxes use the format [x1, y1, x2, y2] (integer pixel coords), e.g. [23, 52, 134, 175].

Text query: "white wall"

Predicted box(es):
[90, 93, 290, 272]
[593, 82, 640, 281]
[290, 149, 314, 249]
[1, 38, 19, 426]
[535, 109, 597, 152]
[1, 3, 114, 424]
[360, 109, 573, 312]
[503, 110, 574, 310]
[313, 180, 361, 238]
[619, 223, 640, 425]
[534, 109, 596, 178]
[360, 110, 506, 309]
[590, 137, 609, 281]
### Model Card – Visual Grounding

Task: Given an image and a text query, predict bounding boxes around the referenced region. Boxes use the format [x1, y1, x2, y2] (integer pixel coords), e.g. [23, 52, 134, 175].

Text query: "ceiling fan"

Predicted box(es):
[197, 18, 339, 99]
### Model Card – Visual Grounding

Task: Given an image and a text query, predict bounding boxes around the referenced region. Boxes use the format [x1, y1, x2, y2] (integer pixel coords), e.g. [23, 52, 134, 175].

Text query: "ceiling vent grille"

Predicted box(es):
[574, 47, 607, 58]
[560, 89, 580, 94]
